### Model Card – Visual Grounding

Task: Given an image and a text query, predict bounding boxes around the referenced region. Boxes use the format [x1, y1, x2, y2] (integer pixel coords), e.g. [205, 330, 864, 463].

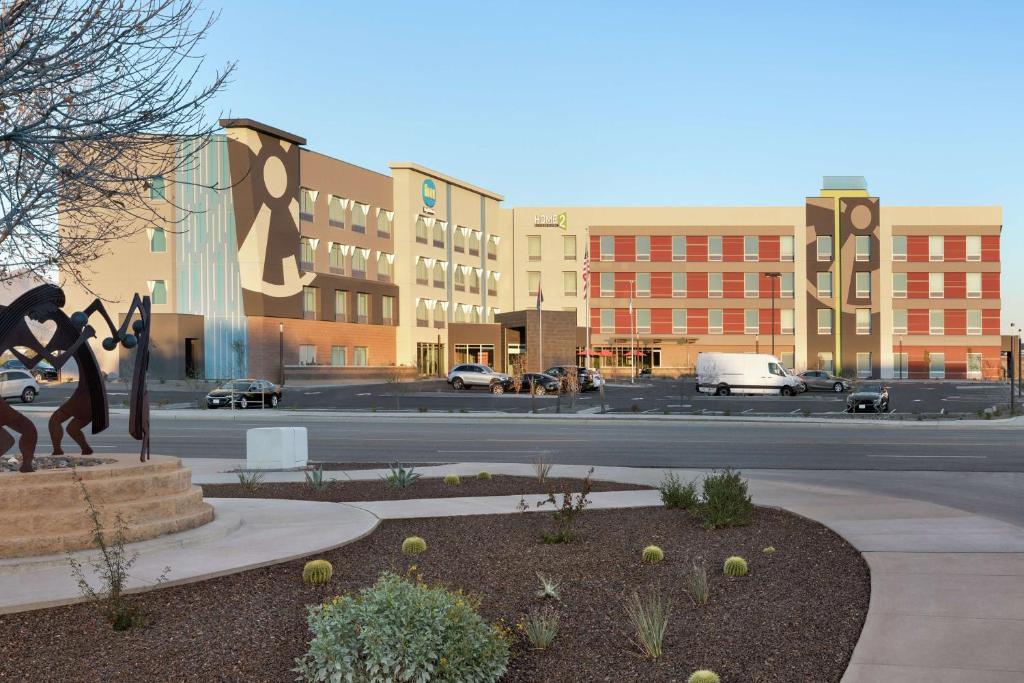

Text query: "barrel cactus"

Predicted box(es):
[402, 536, 427, 556]
[723, 556, 748, 577]
[302, 559, 334, 585]
[477, 471, 492, 480]
[688, 671, 721, 683]
[763, 545, 777, 555]
[642, 545, 664, 564]
[443, 474, 461, 486]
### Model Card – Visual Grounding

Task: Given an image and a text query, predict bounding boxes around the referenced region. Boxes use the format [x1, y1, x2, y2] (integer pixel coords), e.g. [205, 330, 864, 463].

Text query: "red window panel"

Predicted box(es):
[614, 308, 632, 334]
[687, 236, 708, 262]
[650, 236, 672, 262]
[723, 272, 744, 298]
[907, 236, 929, 263]
[651, 272, 672, 298]
[759, 308, 780, 334]
[615, 236, 635, 262]
[944, 236, 966, 262]
[614, 272, 634, 298]
[759, 272, 779, 298]
[651, 308, 673, 335]
[982, 272, 1000, 298]
[723, 308, 744, 334]
[688, 272, 709, 298]
[945, 272, 966, 299]
[907, 309, 929, 335]
[906, 272, 929, 298]
[590, 276, 601, 300]
[983, 309, 1000, 335]
[981, 235, 999, 262]
[590, 235, 601, 257]
[722, 236, 744, 263]
[687, 308, 708, 334]
[590, 307, 601, 331]
[760, 236, 780, 262]
[945, 309, 967, 335]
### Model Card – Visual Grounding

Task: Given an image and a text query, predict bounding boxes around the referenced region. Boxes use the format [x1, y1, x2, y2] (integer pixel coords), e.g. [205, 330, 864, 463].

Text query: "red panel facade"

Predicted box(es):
[907, 235, 929, 262]
[907, 309, 929, 335]
[651, 308, 672, 334]
[760, 236, 780, 262]
[722, 236, 744, 262]
[982, 272, 1000, 298]
[723, 272, 744, 298]
[944, 236, 966, 262]
[723, 308, 744, 334]
[614, 308, 632, 334]
[687, 308, 708, 334]
[615, 236, 635, 262]
[651, 272, 672, 298]
[688, 272, 709, 298]
[983, 309, 1000, 335]
[687, 236, 708, 262]
[945, 309, 967, 335]
[982, 235, 999, 262]
[590, 235, 602, 259]
[614, 272, 633, 298]
[945, 272, 966, 299]
[907, 272, 929, 299]
[650, 236, 672, 262]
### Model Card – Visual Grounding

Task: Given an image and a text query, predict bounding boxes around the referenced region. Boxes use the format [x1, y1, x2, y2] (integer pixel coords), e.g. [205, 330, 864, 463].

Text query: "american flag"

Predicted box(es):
[582, 246, 590, 300]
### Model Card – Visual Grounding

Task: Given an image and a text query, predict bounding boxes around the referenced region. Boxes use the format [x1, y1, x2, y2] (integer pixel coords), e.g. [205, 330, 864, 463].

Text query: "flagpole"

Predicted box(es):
[584, 243, 591, 370]
[537, 280, 543, 373]
[630, 279, 635, 385]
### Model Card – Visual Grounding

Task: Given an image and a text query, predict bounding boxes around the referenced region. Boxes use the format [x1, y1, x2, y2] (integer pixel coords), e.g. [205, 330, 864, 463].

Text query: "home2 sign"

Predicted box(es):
[534, 212, 567, 230]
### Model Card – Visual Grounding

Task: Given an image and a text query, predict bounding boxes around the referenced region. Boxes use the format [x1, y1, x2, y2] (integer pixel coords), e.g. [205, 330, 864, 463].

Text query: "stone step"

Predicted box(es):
[0, 467, 194, 512]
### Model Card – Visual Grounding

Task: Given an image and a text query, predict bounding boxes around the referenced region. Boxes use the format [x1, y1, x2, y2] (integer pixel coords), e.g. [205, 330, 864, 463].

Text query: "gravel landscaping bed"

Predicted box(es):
[202, 476, 651, 502]
[1, 455, 113, 472]
[0, 507, 868, 682]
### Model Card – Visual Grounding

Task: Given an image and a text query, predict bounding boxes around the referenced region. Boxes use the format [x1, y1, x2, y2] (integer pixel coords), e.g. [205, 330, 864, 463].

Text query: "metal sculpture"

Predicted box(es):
[0, 284, 151, 472]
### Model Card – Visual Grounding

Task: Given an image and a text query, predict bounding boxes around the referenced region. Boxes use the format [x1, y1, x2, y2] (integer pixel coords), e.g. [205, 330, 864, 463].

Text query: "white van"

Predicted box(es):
[696, 352, 803, 396]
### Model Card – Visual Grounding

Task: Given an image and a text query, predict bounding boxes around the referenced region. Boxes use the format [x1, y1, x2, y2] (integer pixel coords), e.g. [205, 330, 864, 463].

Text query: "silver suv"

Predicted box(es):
[447, 364, 510, 393]
[0, 370, 39, 403]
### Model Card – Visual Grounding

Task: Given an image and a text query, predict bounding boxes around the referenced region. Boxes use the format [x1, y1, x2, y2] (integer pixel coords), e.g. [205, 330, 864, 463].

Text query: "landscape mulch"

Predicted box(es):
[0, 507, 868, 682]
[202, 475, 651, 502]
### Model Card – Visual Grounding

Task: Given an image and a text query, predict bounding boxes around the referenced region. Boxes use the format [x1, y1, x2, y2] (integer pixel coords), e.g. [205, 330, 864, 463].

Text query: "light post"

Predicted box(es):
[278, 322, 285, 386]
[765, 272, 782, 356]
[755, 333, 759, 354]
[629, 279, 636, 385]
[898, 336, 904, 380]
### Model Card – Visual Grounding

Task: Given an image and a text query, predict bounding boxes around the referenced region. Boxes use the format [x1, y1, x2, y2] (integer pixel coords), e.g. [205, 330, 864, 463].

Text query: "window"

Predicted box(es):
[636, 272, 650, 297]
[528, 235, 542, 261]
[300, 188, 315, 219]
[768, 361, 786, 377]
[708, 236, 723, 261]
[856, 352, 872, 379]
[595, 272, 611, 298]
[416, 300, 429, 327]
[856, 308, 871, 335]
[150, 228, 166, 253]
[855, 236, 870, 262]
[966, 235, 981, 261]
[434, 301, 446, 328]
[351, 203, 367, 233]
[967, 309, 982, 335]
[415, 218, 428, 244]
[929, 352, 945, 379]
[382, 296, 394, 325]
[817, 308, 833, 335]
[454, 228, 465, 252]
[452, 266, 465, 292]
[780, 308, 795, 334]
[894, 352, 908, 379]
[929, 235, 944, 261]
[334, 290, 348, 322]
[672, 272, 686, 297]
[892, 235, 907, 261]
[600, 309, 615, 333]
[353, 347, 368, 367]
[744, 309, 758, 334]
[432, 221, 445, 248]
[356, 293, 369, 324]
[600, 236, 615, 261]
[744, 273, 758, 298]
[299, 345, 317, 366]
[468, 230, 480, 256]
[562, 271, 577, 296]
[454, 305, 466, 323]
[892, 273, 907, 298]
[744, 236, 759, 261]
[708, 309, 723, 334]
[377, 210, 391, 238]
[149, 176, 166, 200]
[817, 352, 834, 374]
[781, 351, 795, 369]
[780, 235, 794, 262]
[487, 236, 497, 260]
[302, 286, 317, 319]
[416, 258, 429, 285]
[469, 269, 480, 294]
[672, 236, 686, 261]
[352, 249, 367, 278]
[780, 272, 794, 298]
[487, 272, 498, 296]
[966, 272, 981, 298]
[929, 309, 944, 335]
[893, 309, 908, 335]
[432, 261, 445, 288]
[528, 271, 540, 296]
[331, 346, 346, 366]
[329, 244, 344, 274]
[817, 272, 833, 298]
[562, 235, 576, 260]
[377, 253, 392, 282]
[929, 272, 944, 298]
[635, 236, 650, 261]
[300, 237, 315, 270]
[708, 272, 723, 298]
[816, 235, 832, 262]
[636, 308, 651, 333]
[856, 272, 871, 298]
[672, 309, 687, 334]
[329, 196, 346, 227]
[150, 280, 167, 305]
[967, 352, 983, 379]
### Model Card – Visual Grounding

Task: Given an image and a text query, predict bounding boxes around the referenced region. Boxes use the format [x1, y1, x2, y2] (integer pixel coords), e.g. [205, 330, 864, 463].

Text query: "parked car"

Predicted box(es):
[514, 372, 561, 395]
[446, 364, 510, 393]
[544, 366, 604, 391]
[798, 370, 852, 393]
[697, 352, 805, 396]
[846, 383, 890, 413]
[2, 358, 58, 381]
[0, 370, 39, 403]
[206, 379, 282, 409]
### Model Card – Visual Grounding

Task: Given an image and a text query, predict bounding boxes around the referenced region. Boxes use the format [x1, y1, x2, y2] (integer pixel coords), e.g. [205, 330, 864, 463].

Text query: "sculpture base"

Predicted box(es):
[0, 454, 213, 559]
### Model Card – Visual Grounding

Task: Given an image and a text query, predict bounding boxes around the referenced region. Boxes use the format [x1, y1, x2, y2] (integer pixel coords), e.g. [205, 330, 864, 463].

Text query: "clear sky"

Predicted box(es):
[201, 0, 1023, 331]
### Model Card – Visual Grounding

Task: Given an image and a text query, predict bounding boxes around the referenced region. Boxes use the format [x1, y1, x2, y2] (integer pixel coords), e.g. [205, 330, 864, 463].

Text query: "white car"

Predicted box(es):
[446, 364, 510, 393]
[0, 370, 39, 403]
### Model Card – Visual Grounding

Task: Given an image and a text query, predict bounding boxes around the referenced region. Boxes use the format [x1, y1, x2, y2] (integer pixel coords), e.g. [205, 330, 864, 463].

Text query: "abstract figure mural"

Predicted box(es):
[0, 284, 151, 472]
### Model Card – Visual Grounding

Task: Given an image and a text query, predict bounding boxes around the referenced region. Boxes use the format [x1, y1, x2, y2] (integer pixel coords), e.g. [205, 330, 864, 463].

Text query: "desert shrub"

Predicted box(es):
[304, 465, 329, 491]
[723, 556, 749, 577]
[477, 471, 492, 480]
[659, 472, 699, 511]
[686, 560, 709, 606]
[763, 545, 777, 555]
[443, 474, 461, 486]
[630, 403, 642, 413]
[536, 467, 594, 543]
[533, 456, 552, 483]
[688, 671, 721, 683]
[624, 587, 671, 659]
[236, 470, 264, 493]
[385, 463, 420, 489]
[521, 605, 559, 650]
[534, 572, 561, 601]
[402, 536, 427, 556]
[642, 545, 664, 564]
[302, 559, 333, 585]
[698, 468, 753, 529]
[295, 572, 509, 682]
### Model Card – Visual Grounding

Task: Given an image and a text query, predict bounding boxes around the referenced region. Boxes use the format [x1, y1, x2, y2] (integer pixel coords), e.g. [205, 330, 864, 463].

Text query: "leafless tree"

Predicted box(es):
[0, 0, 234, 285]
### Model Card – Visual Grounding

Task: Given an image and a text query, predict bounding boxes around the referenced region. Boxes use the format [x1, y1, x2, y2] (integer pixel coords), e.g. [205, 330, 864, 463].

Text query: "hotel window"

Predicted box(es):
[672, 272, 686, 297]
[299, 345, 317, 366]
[487, 237, 497, 260]
[377, 254, 392, 282]
[302, 286, 317, 319]
[780, 272, 794, 299]
[528, 235, 542, 261]
[672, 308, 687, 334]
[562, 271, 577, 296]
[817, 308, 833, 335]
[744, 236, 759, 262]
[708, 308, 723, 334]
[356, 292, 369, 324]
[744, 309, 758, 334]
[415, 218, 428, 244]
[856, 308, 871, 335]
[894, 353, 908, 379]
[816, 236, 832, 262]
[149, 176, 166, 200]
[601, 309, 615, 333]
[781, 351, 795, 369]
[527, 271, 540, 296]
[150, 228, 166, 253]
[966, 235, 982, 261]
[416, 300, 428, 327]
[150, 280, 167, 305]
[636, 272, 650, 297]
[377, 210, 391, 238]
[636, 308, 651, 333]
[744, 273, 758, 298]
[893, 309, 907, 335]
[334, 290, 348, 322]
[635, 236, 651, 261]
[434, 301, 446, 328]
[967, 309, 982, 335]
[454, 228, 465, 252]
[454, 305, 466, 323]
[672, 236, 686, 261]
[351, 203, 367, 233]
[600, 236, 615, 261]
[856, 352, 872, 379]
[469, 268, 480, 294]
[470, 306, 482, 324]
[468, 230, 480, 256]
[816, 272, 833, 298]
[892, 273, 907, 298]
[415, 258, 429, 285]
[929, 235, 944, 261]
[454, 266, 466, 292]
[488, 272, 498, 296]
[780, 235, 795, 262]
[817, 352, 834, 374]
[708, 236, 723, 261]
[329, 244, 344, 274]
[855, 272, 871, 298]
[300, 237, 315, 270]
[967, 352, 983, 379]
[432, 261, 445, 288]
[929, 352, 945, 379]
[331, 346, 346, 367]
[300, 188, 315, 220]
[966, 272, 981, 298]
[329, 196, 346, 227]
[780, 308, 795, 334]
[929, 309, 944, 335]
[432, 221, 445, 248]
[352, 249, 367, 278]
[562, 235, 576, 260]
[353, 347, 368, 367]
[708, 272, 723, 298]
[929, 272, 944, 298]
[855, 236, 870, 262]
[600, 272, 614, 297]
[892, 235, 907, 261]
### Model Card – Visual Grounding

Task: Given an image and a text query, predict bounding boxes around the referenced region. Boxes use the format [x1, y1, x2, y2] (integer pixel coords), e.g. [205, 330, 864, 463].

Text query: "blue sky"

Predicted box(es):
[202, 1, 1022, 331]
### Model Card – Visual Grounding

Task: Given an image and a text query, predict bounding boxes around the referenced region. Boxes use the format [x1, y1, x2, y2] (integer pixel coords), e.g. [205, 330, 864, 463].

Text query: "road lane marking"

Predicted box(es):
[438, 449, 549, 454]
[356, 392, 371, 396]
[867, 454, 987, 459]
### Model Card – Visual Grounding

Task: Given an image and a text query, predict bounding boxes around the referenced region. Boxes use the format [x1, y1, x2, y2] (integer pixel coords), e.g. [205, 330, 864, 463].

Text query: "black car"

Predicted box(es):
[513, 372, 561, 395]
[846, 383, 890, 413]
[206, 379, 282, 409]
[544, 366, 603, 392]
[2, 358, 58, 381]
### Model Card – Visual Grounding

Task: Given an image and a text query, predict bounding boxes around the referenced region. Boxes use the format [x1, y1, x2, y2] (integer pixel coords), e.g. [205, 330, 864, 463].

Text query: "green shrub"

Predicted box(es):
[295, 572, 509, 682]
[384, 463, 420, 489]
[686, 560, 709, 606]
[688, 671, 721, 683]
[402, 536, 427, 556]
[698, 468, 753, 529]
[302, 559, 333, 585]
[624, 587, 671, 659]
[659, 472, 699, 511]
[477, 471, 492, 480]
[642, 545, 664, 564]
[521, 605, 559, 650]
[763, 545, 776, 555]
[304, 465, 329, 491]
[236, 470, 264, 493]
[723, 556, 748, 577]
[534, 572, 561, 601]
[443, 474, 461, 486]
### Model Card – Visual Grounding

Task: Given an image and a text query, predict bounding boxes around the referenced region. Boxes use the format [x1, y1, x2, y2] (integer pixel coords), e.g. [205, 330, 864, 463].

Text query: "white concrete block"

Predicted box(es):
[246, 427, 308, 469]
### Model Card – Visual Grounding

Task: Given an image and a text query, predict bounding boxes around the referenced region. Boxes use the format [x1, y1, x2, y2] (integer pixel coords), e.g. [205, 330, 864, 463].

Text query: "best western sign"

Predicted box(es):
[534, 212, 567, 229]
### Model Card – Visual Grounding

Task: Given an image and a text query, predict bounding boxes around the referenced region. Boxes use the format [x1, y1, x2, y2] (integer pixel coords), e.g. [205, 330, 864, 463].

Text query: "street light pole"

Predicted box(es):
[898, 336, 904, 380]
[278, 322, 285, 386]
[765, 272, 782, 357]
